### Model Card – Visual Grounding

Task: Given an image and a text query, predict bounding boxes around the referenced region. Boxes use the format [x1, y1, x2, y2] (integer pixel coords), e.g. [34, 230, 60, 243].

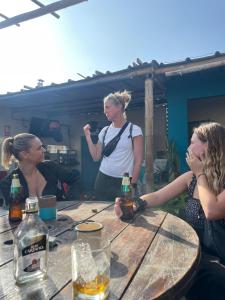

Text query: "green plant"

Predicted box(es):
[153, 139, 186, 216]
[166, 139, 180, 182]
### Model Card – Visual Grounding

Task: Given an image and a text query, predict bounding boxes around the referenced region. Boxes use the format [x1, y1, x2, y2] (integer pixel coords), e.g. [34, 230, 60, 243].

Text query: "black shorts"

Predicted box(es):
[94, 171, 122, 202]
[186, 252, 225, 300]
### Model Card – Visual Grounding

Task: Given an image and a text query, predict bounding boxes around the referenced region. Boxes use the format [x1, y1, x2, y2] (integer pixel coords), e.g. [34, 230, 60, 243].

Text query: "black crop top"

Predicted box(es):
[0, 160, 77, 206]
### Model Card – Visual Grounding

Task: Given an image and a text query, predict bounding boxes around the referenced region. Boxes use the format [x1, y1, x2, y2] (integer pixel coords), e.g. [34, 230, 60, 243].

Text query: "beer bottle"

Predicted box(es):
[9, 174, 23, 223]
[120, 172, 134, 221]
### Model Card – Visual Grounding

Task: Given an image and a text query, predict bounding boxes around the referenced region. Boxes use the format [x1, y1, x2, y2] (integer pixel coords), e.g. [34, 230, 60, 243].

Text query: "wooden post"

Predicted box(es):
[145, 77, 154, 193]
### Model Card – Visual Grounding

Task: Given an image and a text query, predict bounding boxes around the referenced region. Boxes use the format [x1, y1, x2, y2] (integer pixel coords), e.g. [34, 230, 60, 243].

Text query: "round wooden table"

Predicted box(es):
[0, 201, 200, 300]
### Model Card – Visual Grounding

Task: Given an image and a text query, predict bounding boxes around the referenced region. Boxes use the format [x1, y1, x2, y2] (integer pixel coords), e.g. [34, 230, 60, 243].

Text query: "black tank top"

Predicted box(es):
[185, 175, 225, 262]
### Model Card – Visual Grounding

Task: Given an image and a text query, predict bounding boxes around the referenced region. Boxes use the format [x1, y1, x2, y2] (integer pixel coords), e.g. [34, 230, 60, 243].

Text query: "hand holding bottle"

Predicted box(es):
[114, 196, 148, 219]
[114, 197, 135, 218]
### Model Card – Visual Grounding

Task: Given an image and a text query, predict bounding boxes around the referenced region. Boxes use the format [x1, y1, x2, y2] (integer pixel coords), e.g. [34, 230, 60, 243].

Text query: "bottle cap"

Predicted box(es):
[123, 172, 129, 177]
[25, 197, 39, 212]
[122, 173, 130, 185]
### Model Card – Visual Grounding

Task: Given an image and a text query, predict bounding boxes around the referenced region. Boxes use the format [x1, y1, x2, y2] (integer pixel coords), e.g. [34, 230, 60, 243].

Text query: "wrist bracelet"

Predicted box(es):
[134, 197, 148, 212]
[196, 173, 206, 181]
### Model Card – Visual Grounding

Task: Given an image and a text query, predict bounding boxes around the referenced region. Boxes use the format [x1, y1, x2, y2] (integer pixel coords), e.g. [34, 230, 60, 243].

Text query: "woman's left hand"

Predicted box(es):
[186, 150, 204, 176]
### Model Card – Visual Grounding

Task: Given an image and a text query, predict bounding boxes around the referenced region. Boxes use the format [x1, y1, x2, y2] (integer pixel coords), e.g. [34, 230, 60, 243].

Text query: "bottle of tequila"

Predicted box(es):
[13, 196, 49, 285]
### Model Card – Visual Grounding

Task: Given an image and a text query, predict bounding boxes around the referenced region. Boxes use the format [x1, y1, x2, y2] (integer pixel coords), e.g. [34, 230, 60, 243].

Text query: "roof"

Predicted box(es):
[1, 51, 225, 115]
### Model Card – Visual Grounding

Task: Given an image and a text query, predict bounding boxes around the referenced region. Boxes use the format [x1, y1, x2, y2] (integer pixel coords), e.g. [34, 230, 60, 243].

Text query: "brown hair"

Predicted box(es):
[1, 133, 36, 169]
[103, 90, 131, 119]
[194, 122, 225, 194]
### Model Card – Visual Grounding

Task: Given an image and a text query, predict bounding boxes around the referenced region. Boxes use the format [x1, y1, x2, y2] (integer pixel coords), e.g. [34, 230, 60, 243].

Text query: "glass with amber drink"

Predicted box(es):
[71, 237, 111, 300]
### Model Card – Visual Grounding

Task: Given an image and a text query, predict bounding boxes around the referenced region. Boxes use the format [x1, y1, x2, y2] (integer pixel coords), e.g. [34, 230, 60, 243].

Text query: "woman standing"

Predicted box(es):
[83, 90, 143, 201]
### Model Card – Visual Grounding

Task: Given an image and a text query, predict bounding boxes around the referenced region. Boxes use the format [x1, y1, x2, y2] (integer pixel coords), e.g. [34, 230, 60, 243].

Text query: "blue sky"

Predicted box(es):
[0, 0, 225, 93]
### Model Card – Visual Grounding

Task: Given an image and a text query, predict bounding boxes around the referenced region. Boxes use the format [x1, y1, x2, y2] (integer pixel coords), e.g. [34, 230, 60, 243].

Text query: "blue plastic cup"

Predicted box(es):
[38, 195, 57, 221]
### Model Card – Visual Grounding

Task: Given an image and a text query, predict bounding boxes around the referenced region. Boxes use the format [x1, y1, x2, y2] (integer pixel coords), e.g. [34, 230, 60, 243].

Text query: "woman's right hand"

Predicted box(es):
[83, 124, 91, 138]
[114, 197, 137, 218]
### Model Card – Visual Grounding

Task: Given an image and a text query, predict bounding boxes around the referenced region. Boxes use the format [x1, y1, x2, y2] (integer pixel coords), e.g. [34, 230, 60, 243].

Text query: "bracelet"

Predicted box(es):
[134, 197, 148, 212]
[196, 173, 206, 181]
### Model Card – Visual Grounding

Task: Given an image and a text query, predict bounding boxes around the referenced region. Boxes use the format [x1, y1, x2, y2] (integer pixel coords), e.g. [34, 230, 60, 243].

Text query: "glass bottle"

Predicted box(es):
[9, 174, 23, 223]
[13, 197, 49, 285]
[120, 172, 134, 220]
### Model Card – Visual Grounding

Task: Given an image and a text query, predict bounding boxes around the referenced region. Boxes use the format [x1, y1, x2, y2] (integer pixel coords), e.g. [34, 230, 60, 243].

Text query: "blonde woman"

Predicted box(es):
[115, 122, 225, 300]
[83, 90, 143, 201]
[0, 133, 78, 206]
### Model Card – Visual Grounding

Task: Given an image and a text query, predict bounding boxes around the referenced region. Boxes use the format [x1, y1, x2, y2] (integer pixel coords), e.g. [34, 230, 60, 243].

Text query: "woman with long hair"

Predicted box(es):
[83, 90, 143, 201]
[0, 133, 78, 206]
[115, 122, 225, 300]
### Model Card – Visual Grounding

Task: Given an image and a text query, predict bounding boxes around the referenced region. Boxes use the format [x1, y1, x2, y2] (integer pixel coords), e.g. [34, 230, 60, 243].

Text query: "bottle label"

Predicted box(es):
[21, 235, 47, 273]
[122, 177, 130, 186]
[11, 186, 21, 196]
[122, 185, 131, 193]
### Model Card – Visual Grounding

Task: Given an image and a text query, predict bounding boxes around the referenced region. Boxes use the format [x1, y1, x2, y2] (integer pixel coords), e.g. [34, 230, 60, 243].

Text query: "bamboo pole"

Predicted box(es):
[30, 0, 60, 19]
[145, 77, 154, 193]
[164, 59, 225, 77]
[0, 13, 20, 27]
[0, 0, 87, 29]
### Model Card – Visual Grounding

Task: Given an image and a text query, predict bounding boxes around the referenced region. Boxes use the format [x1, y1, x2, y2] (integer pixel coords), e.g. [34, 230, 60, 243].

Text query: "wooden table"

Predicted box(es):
[0, 201, 200, 300]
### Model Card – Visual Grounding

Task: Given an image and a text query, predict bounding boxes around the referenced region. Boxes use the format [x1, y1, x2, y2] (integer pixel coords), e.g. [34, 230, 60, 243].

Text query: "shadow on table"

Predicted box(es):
[110, 251, 128, 279]
[15, 276, 62, 300]
[132, 211, 198, 249]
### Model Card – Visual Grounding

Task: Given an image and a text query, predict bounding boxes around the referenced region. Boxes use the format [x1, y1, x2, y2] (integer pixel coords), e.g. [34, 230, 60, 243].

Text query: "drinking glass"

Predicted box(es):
[38, 195, 57, 221]
[75, 221, 103, 240]
[71, 237, 111, 300]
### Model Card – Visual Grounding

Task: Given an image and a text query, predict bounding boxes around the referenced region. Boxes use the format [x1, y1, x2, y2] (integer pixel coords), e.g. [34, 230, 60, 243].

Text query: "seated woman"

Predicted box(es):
[115, 122, 225, 300]
[0, 133, 79, 206]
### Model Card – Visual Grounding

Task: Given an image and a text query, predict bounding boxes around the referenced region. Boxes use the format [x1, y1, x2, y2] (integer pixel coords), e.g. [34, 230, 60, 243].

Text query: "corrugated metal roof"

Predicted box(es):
[0, 51, 224, 115]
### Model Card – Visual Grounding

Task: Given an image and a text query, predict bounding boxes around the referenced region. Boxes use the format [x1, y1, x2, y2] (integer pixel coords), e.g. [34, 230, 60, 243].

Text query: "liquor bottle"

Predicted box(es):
[9, 174, 23, 223]
[13, 197, 49, 285]
[120, 172, 134, 221]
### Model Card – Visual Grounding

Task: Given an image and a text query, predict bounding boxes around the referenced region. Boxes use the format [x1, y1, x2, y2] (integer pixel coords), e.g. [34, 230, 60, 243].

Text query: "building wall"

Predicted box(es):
[166, 68, 225, 171]
[0, 108, 72, 168]
[188, 95, 225, 126]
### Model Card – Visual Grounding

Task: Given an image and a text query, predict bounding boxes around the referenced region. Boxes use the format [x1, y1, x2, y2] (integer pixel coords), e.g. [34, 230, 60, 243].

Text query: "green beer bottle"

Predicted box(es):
[120, 172, 134, 221]
[9, 174, 23, 223]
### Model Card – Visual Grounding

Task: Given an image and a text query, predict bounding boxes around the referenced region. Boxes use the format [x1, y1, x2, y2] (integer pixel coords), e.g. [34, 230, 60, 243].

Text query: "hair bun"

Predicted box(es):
[120, 90, 131, 105]
[8, 137, 14, 144]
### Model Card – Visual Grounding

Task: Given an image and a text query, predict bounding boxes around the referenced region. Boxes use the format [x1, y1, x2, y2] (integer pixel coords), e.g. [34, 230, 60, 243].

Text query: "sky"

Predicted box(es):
[0, 0, 225, 94]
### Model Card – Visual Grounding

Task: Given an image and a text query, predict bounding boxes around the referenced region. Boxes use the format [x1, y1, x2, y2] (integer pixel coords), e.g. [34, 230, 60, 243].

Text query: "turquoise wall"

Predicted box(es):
[166, 68, 225, 171]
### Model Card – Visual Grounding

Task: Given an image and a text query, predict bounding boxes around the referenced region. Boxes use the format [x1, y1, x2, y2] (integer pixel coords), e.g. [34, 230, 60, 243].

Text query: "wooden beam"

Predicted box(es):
[0, 13, 20, 27]
[11, 94, 145, 113]
[164, 59, 225, 77]
[145, 77, 154, 193]
[0, 0, 87, 29]
[30, 0, 60, 19]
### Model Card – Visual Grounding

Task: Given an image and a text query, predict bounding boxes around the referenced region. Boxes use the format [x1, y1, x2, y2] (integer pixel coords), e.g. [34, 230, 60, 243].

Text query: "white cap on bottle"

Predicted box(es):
[25, 196, 39, 212]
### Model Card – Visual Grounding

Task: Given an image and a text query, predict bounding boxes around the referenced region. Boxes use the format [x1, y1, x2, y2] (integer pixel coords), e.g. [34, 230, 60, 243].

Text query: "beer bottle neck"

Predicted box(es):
[122, 184, 131, 193]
